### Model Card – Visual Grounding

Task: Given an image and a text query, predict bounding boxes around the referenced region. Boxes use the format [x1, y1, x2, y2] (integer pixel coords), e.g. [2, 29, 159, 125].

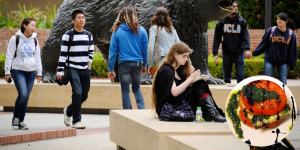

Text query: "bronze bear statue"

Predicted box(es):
[41, 0, 233, 84]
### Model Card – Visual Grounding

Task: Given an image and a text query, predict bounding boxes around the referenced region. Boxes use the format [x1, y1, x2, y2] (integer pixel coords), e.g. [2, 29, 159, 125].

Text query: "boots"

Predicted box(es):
[201, 96, 226, 122]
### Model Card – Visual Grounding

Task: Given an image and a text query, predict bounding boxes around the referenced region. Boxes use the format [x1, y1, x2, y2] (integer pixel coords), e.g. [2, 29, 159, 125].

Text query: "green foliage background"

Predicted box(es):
[239, 0, 300, 29]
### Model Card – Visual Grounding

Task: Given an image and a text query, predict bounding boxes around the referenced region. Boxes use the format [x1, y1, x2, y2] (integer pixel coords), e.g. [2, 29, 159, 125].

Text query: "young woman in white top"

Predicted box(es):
[4, 18, 42, 130]
[147, 7, 180, 75]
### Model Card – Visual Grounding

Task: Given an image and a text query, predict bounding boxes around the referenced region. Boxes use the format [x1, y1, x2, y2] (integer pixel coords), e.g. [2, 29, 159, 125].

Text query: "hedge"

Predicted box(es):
[0, 53, 299, 79]
[208, 59, 300, 79]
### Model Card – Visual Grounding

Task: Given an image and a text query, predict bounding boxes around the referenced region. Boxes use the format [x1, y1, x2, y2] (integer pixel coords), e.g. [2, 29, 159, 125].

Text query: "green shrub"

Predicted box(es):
[0, 54, 5, 77]
[208, 54, 300, 79]
[91, 53, 108, 77]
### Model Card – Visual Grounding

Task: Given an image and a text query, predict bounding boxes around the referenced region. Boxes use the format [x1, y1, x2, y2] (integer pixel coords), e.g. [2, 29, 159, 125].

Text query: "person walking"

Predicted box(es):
[56, 10, 94, 129]
[108, 6, 148, 109]
[213, 1, 250, 83]
[245, 13, 297, 85]
[5, 18, 42, 130]
[147, 7, 180, 76]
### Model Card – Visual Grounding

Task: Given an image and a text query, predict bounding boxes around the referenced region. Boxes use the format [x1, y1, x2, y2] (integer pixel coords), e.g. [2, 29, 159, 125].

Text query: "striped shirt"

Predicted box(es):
[57, 29, 94, 75]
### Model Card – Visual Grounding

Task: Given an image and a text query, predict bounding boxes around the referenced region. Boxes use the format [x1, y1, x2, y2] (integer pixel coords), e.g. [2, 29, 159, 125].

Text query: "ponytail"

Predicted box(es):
[287, 20, 296, 31]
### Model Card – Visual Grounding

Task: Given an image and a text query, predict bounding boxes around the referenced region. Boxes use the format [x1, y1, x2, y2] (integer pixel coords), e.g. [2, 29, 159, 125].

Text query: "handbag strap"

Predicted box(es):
[156, 26, 159, 66]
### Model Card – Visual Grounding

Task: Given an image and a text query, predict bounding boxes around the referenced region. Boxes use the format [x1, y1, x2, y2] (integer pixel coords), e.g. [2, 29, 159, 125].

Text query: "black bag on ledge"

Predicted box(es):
[159, 101, 194, 121]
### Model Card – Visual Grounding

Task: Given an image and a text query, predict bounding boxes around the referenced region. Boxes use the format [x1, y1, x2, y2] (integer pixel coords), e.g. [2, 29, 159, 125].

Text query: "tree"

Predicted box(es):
[239, 0, 300, 29]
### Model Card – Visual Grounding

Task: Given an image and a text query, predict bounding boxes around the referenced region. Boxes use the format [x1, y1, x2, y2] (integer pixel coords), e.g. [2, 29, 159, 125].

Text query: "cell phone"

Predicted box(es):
[8, 78, 12, 83]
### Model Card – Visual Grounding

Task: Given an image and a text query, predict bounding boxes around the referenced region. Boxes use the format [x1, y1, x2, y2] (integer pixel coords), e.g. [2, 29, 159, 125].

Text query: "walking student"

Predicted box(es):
[56, 10, 94, 129]
[212, 1, 250, 83]
[246, 13, 297, 85]
[147, 7, 180, 76]
[108, 6, 148, 109]
[5, 18, 42, 130]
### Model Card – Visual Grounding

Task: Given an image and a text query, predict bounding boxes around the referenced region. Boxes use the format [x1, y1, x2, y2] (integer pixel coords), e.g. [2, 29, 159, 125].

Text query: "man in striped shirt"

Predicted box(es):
[56, 10, 94, 129]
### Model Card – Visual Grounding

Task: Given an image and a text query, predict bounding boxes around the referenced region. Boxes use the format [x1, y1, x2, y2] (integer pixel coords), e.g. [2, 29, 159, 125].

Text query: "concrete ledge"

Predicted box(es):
[167, 135, 249, 150]
[109, 109, 232, 150]
[1, 81, 299, 112]
[0, 128, 76, 145]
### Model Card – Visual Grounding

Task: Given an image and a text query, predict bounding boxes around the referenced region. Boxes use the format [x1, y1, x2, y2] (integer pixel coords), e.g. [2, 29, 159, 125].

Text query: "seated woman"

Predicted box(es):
[152, 42, 226, 122]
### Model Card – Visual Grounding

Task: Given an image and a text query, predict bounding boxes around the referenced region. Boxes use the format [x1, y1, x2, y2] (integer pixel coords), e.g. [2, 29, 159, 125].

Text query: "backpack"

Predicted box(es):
[269, 26, 292, 48]
[65, 29, 92, 66]
[67, 29, 92, 51]
[14, 35, 37, 57]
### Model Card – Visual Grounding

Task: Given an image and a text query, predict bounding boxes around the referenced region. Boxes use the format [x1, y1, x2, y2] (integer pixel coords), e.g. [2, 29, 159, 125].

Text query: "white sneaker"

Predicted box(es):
[63, 108, 71, 126]
[12, 118, 19, 130]
[19, 122, 29, 130]
[72, 121, 85, 129]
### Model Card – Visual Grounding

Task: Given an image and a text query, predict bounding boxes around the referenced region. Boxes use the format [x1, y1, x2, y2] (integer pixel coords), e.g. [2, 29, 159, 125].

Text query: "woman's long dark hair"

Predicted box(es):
[151, 7, 173, 33]
[277, 13, 296, 31]
[151, 42, 193, 113]
[20, 18, 36, 33]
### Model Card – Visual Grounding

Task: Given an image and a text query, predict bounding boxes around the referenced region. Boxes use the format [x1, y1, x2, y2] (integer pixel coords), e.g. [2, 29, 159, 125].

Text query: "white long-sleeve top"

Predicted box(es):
[147, 25, 180, 67]
[4, 30, 42, 76]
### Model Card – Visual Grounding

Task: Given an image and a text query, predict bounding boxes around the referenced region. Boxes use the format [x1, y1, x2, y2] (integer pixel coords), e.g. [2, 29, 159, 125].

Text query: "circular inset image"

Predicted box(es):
[225, 76, 297, 147]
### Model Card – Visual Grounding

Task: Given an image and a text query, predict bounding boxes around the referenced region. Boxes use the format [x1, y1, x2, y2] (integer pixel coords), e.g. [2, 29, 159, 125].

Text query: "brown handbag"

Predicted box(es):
[149, 26, 159, 77]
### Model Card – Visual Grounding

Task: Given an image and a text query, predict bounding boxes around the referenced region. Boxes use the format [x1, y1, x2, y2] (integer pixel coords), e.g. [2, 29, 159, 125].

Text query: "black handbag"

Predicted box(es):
[159, 101, 195, 121]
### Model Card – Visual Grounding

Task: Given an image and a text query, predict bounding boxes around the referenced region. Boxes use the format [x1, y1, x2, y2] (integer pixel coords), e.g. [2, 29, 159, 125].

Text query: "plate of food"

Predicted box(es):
[225, 76, 297, 146]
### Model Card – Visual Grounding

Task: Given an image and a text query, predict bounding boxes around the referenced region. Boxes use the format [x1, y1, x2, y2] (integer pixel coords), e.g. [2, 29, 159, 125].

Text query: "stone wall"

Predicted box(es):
[0, 29, 299, 54]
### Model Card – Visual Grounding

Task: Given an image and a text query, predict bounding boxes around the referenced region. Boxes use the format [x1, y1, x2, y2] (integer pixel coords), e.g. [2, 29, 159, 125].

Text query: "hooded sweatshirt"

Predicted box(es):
[5, 30, 42, 76]
[252, 27, 297, 71]
[213, 13, 250, 56]
[109, 23, 148, 72]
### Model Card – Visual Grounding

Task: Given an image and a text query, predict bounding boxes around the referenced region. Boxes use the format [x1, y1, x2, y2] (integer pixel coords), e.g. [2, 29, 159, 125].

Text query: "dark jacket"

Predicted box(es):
[154, 64, 224, 116]
[252, 27, 297, 70]
[213, 13, 250, 56]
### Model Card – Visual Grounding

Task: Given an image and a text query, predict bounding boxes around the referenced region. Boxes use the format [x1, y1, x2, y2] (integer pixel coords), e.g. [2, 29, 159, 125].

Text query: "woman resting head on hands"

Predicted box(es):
[152, 42, 225, 122]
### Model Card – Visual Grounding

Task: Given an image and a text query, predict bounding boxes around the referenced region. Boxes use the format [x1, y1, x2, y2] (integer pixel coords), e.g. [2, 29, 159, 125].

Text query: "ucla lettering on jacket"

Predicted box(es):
[272, 36, 290, 44]
[223, 24, 241, 33]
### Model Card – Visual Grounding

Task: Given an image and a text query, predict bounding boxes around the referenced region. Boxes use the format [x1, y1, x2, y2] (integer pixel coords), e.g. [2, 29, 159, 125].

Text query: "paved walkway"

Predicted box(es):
[0, 78, 299, 149]
[0, 107, 116, 149]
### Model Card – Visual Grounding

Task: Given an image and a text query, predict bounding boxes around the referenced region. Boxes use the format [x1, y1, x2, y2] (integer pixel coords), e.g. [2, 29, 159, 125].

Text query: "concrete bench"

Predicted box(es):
[167, 135, 249, 150]
[109, 109, 232, 150]
[1, 81, 299, 113]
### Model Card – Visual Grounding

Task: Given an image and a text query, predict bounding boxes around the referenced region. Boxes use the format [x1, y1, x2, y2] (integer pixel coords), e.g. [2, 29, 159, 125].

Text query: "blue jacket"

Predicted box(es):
[252, 27, 297, 71]
[108, 23, 148, 72]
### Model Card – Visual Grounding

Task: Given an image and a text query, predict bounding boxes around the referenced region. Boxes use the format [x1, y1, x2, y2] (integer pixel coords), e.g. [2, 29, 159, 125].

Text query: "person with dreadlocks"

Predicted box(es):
[108, 6, 148, 109]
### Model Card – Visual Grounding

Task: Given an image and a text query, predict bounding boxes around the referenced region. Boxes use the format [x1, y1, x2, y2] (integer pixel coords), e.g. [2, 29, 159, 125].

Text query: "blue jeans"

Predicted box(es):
[118, 61, 145, 109]
[11, 70, 36, 122]
[264, 61, 288, 85]
[66, 68, 91, 124]
[222, 53, 245, 83]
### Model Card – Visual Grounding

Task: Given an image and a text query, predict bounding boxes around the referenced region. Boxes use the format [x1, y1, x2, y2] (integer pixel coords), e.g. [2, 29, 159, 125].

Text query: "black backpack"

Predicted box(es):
[67, 29, 92, 51]
[14, 35, 37, 57]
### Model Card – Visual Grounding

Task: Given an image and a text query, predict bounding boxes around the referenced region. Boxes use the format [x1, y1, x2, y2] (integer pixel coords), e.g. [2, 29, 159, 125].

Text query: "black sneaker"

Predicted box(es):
[12, 118, 19, 130]
[19, 122, 29, 130]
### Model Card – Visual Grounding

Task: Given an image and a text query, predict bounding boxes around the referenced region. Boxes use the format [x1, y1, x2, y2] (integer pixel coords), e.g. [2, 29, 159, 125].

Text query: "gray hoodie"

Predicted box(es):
[4, 30, 42, 76]
[147, 25, 180, 67]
